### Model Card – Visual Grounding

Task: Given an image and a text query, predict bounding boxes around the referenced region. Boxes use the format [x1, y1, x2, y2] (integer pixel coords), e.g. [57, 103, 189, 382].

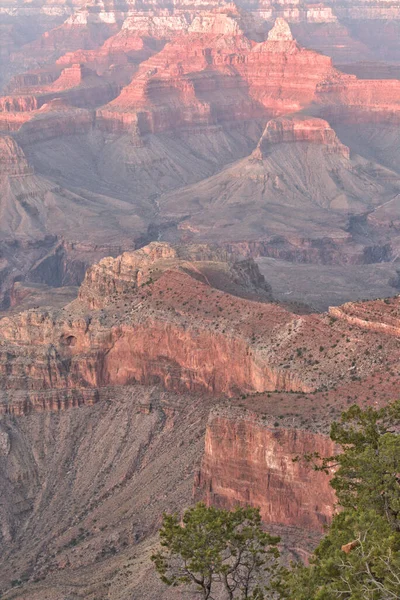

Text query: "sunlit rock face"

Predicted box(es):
[253, 116, 350, 159]
[195, 412, 337, 531]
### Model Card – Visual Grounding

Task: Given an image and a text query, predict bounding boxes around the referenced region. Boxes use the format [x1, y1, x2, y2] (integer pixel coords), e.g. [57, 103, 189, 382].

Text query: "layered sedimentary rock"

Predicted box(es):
[4, 69, 61, 93]
[0, 134, 140, 243]
[157, 114, 400, 248]
[1, 11, 400, 317]
[53, 9, 192, 76]
[0, 133, 142, 306]
[0, 387, 213, 599]
[315, 75, 400, 124]
[254, 115, 350, 158]
[1, 242, 400, 415]
[0, 63, 119, 127]
[10, 7, 121, 68]
[95, 13, 400, 139]
[196, 410, 336, 531]
[329, 295, 400, 336]
[0, 135, 33, 176]
[1, 240, 400, 600]
[96, 16, 335, 134]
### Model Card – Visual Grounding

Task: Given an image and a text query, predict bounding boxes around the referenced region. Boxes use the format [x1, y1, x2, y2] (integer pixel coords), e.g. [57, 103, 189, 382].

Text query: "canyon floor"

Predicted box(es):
[1, 1, 400, 598]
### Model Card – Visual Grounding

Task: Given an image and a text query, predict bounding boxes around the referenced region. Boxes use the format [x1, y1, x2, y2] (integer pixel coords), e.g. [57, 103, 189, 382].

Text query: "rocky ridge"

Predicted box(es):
[1, 242, 400, 415]
[0, 241, 400, 599]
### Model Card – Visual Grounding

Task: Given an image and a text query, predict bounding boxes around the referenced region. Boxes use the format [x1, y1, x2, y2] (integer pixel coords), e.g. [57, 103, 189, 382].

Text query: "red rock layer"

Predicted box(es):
[4, 69, 61, 94]
[195, 412, 336, 531]
[0, 63, 119, 119]
[316, 77, 400, 123]
[2, 243, 400, 414]
[96, 17, 334, 133]
[52, 10, 189, 74]
[11, 9, 120, 67]
[15, 104, 94, 143]
[329, 296, 400, 336]
[253, 115, 350, 158]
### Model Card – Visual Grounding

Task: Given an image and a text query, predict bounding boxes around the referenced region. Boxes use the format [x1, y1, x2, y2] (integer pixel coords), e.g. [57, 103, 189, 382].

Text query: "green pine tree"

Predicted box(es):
[151, 503, 281, 599]
[281, 401, 400, 600]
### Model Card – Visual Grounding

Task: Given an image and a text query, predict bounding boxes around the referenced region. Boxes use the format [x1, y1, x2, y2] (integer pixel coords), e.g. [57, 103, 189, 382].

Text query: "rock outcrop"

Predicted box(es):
[1, 242, 400, 415]
[329, 296, 400, 336]
[195, 410, 337, 532]
[267, 17, 293, 41]
[253, 115, 350, 158]
[158, 114, 399, 246]
[96, 17, 335, 134]
[0, 135, 33, 176]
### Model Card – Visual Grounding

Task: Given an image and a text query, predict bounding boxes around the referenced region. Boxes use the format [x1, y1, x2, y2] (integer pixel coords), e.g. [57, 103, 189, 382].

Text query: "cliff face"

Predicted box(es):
[316, 76, 400, 124]
[254, 115, 350, 158]
[1, 242, 400, 416]
[0, 311, 308, 408]
[0, 244, 310, 413]
[195, 412, 336, 531]
[97, 17, 335, 134]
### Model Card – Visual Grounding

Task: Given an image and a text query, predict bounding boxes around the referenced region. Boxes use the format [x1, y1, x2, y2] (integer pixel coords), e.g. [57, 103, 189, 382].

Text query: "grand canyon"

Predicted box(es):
[0, 1, 400, 598]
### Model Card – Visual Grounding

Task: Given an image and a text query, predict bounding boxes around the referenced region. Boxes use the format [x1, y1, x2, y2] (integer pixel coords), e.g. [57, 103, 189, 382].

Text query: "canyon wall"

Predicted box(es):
[1, 243, 400, 417]
[195, 410, 337, 532]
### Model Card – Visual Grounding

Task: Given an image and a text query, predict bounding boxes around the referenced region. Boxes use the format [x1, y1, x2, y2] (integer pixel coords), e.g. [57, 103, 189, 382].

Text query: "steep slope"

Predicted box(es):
[157, 115, 400, 256]
[0, 134, 145, 307]
[0, 386, 212, 600]
[196, 408, 337, 532]
[1, 241, 400, 598]
[0, 133, 148, 243]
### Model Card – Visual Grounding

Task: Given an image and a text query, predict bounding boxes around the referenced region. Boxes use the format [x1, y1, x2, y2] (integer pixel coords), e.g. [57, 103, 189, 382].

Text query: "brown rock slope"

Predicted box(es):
[0, 386, 213, 600]
[0, 133, 148, 308]
[158, 115, 400, 258]
[1, 242, 400, 597]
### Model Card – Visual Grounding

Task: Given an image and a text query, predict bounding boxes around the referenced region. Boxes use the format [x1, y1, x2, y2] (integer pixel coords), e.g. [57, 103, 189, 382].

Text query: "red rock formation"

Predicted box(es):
[0, 62, 119, 124]
[2, 243, 400, 414]
[0, 95, 38, 112]
[4, 69, 62, 94]
[253, 115, 350, 159]
[79, 242, 178, 308]
[11, 7, 121, 66]
[329, 296, 400, 336]
[195, 411, 337, 531]
[96, 16, 334, 133]
[316, 76, 400, 124]
[16, 103, 94, 142]
[53, 10, 189, 74]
